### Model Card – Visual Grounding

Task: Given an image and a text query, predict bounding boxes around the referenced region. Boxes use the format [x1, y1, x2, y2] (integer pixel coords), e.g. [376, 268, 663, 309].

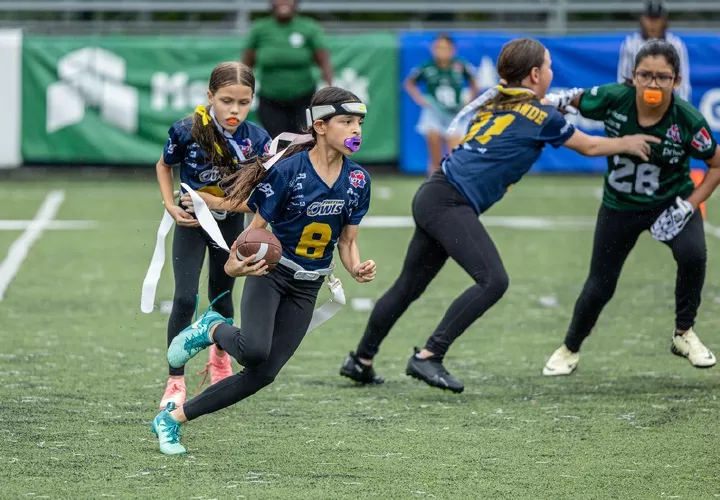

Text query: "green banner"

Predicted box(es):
[22, 34, 397, 164]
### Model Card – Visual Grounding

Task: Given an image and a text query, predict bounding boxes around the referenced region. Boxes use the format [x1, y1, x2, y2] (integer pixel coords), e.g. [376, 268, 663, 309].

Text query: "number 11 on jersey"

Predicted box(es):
[462, 112, 516, 145]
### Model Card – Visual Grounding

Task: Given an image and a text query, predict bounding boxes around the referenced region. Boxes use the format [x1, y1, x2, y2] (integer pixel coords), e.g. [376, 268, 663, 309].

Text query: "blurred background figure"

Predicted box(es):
[617, 0, 691, 102]
[404, 34, 478, 175]
[242, 0, 334, 139]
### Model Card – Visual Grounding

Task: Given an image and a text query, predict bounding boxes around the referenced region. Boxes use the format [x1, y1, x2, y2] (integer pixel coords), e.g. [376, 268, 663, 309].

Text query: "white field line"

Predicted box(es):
[0, 190, 65, 302]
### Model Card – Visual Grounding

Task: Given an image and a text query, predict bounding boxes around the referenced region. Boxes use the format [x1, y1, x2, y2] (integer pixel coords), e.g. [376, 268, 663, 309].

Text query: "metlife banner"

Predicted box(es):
[399, 32, 720, 174]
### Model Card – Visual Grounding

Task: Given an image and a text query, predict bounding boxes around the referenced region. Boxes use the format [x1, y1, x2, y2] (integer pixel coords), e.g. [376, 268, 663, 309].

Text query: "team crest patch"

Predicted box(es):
[666, 124, 681, 143]
[238, 138, 254, 157]
[691, 127, 712, 153]
[349, 170, 366, 188]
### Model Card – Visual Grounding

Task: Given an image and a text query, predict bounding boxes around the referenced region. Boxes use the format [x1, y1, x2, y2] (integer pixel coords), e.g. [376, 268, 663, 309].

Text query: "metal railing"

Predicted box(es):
[1, 0, 719, 34]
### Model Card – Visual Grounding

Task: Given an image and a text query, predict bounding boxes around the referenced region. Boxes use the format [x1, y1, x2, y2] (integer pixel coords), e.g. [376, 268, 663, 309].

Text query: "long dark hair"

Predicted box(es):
[484, 38, 546, 109]
[190, 61, 255, 179]
[222, 86, 362, 209]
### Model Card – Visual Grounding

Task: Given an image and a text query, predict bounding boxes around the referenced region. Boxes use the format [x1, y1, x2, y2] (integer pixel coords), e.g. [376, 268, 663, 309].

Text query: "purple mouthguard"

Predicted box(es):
[344, 136, 362, 152]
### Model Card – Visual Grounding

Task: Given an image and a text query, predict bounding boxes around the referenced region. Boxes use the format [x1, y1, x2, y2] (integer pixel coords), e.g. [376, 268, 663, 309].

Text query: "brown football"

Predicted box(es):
[235, 228, 283, 271]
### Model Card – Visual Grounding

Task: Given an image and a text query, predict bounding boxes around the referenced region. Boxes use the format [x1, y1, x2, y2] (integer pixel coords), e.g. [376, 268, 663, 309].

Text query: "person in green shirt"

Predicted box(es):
[542, 41, 720, 376]
[405, 34, 478, 175]
[242, 0, 333, 139]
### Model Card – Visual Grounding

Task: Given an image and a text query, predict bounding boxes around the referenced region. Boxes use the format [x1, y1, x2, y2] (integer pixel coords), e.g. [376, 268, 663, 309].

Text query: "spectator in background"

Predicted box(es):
[618, 0, 691, 102]
[242, 0, 333, 139]
[405, 34, 478, 175]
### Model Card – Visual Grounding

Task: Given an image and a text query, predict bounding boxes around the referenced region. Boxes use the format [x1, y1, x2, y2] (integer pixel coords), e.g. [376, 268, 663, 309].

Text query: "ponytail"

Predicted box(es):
[220, 138, 317, 210]
[190, 105, 238, 179]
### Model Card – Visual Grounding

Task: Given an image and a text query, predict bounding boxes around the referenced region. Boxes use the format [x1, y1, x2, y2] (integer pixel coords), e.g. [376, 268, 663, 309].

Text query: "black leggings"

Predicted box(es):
[167, 214, 244, 376]
[564, 204, 706, 352]
[257, 92, 314, 139]
[183, 265, 322, 421]
[356, 171, 509, 359]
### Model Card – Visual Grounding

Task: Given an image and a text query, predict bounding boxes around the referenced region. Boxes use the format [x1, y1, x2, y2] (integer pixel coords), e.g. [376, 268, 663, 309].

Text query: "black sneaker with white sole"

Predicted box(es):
[406, 347, 464, 393]
[340, 351, 385, 385]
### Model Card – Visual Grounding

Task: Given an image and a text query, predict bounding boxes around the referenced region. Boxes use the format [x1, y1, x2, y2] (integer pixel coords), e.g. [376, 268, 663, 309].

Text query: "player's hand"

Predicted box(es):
[650, 197, 694, 242]
[181, 191, 222, 212]
[352, 260, 376, 283]
[622, 134, 661, 161]
[225, 241, 268, 277]
[543, 88, 584, 114]
[167, 204, 200, 227]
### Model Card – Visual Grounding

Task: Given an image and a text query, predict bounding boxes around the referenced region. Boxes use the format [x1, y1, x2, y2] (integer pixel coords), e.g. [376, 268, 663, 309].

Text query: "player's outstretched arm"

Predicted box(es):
[563, 129, 660, 161]
[338, 225, 375, 283]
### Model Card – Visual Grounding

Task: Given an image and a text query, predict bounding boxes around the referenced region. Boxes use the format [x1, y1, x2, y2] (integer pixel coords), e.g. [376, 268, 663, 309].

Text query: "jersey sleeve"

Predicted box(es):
[578, 84, 620, 121]
[307, 19, 327, 51]
[406, 63, 427, 84]
[537, 109, 575, 148]
[687, 118, 718, 161]
[162, 121, 188, 165]
[246, 167, 290, 222]
[244, 21, 261, 50]
[348, 174, 371, 225]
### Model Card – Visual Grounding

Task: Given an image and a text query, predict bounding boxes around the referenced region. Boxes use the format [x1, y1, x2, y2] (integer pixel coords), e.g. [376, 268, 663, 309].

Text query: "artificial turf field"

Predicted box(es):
[1, 173, 719, 499]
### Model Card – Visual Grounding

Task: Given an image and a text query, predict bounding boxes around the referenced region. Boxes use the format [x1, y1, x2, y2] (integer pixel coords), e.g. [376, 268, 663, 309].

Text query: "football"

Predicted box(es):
[235, 228, 283, 271]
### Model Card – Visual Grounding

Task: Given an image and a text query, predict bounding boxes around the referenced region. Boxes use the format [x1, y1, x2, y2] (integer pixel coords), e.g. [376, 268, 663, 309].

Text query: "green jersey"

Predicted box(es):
[579, 83, 717, 211]
[245, 16, 327, 100]
[408, 58, 474, 115]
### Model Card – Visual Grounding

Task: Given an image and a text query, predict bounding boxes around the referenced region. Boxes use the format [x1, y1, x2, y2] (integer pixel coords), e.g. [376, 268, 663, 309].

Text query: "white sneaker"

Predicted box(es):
[671, 328, 716, 368]
[542, 344, 580, 376]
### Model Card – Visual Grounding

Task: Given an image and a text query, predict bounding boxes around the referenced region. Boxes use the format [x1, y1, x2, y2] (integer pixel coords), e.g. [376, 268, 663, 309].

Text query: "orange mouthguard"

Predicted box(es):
[643, 89, 663, 105]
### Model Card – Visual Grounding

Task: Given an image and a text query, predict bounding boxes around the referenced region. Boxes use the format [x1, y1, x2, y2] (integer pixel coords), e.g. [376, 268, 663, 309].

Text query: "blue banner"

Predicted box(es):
[399, 32, 720, 174]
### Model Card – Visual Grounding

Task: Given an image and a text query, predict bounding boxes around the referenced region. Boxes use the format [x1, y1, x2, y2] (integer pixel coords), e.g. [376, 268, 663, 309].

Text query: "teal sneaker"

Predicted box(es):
[151, 403, 186, 455]
[167, 291, 234, 369]
[167, 310, 232, 368]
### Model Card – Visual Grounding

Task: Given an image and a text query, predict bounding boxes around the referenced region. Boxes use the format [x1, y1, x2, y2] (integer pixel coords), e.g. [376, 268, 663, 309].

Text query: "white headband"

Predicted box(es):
[305, 102, 367, 128]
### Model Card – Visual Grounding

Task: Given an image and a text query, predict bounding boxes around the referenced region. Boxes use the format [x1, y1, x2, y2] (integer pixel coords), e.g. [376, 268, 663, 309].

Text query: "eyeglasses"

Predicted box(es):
[635, 70, 675, 88]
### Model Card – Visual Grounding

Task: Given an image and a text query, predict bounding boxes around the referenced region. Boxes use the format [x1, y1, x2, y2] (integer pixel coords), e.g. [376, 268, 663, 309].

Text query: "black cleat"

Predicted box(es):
[406, 347, 464, 393]
[340, 351, 385, 385]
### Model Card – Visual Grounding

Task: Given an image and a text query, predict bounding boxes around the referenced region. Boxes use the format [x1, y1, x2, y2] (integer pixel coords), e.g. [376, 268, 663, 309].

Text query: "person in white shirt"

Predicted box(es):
[617, 0, 691, 102]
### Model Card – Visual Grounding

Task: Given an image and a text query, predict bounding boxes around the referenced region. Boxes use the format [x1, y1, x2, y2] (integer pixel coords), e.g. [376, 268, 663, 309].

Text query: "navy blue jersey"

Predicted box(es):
[163, 117, 271, 197]
[443, 101, 575, 214]
[247, 150, 371, 271]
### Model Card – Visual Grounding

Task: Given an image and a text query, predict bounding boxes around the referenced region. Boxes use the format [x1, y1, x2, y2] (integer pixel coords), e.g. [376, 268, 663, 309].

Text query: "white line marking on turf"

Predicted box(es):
[360, 215, 596, 230]
[0, 190, 65, 302]
[375, 186, 393, 200]
[0, 220, 97, 230]
[704, 221, 720, 240]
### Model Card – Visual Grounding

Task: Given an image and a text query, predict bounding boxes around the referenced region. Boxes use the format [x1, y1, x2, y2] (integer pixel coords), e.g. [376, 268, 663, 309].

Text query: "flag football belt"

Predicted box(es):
[278, 256, 334, 281]
[140, 181, 346, 334]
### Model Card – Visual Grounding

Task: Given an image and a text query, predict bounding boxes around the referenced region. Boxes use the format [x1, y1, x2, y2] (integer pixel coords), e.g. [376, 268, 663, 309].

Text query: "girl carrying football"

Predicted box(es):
[151, 87, 376, 455]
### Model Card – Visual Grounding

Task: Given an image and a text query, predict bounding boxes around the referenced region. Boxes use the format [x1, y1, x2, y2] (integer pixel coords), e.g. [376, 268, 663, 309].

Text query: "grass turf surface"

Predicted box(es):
[1, 174, 719, 499]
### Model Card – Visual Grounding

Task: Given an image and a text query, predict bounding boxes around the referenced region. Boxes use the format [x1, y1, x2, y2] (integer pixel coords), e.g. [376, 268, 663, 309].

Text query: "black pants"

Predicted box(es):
[257, 92, 314, 139]
[564, 204, 706, 352]
[167, 214, 244, 376]
[183, 265, 323, 421]
[356, 171, 509, 360]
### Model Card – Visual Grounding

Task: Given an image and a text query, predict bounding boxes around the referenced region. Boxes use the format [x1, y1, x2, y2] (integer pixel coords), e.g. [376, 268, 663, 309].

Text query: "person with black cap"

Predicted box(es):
[617, 0, 691, 101]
